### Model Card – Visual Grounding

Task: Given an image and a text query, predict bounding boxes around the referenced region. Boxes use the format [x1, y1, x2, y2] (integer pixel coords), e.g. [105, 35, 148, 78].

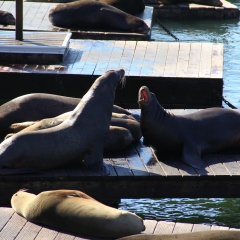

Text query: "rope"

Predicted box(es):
[212, 90, 237, 109]
[156, 19, 179, 41]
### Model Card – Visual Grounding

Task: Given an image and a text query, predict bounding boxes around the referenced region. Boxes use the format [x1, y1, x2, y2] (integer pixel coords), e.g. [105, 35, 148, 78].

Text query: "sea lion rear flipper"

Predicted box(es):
[182, 143, 205, 169]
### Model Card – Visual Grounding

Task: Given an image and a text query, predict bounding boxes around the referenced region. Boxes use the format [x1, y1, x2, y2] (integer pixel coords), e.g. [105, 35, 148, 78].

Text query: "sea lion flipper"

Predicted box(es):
[182, 143, 205, 169]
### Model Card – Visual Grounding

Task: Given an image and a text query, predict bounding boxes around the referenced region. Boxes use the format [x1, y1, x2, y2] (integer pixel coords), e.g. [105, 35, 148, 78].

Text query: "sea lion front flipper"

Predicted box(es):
[182, 142, 205, 169]
[84, 145, 110, 176]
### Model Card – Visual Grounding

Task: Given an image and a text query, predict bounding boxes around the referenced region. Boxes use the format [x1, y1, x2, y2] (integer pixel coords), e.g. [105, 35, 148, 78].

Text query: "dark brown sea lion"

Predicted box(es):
[138, 86, 240, 169]
[117, 231, 240, 240]
[48, 0, 150, 33]
[0, 93, 131, 138]
[0, 69, 125, 175]
[11, 189, 145, 238]
[0, 10, 15, 25]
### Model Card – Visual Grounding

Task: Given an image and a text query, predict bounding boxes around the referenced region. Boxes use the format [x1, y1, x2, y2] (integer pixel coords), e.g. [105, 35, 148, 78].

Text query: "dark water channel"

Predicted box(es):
[120, 0, 240, 228]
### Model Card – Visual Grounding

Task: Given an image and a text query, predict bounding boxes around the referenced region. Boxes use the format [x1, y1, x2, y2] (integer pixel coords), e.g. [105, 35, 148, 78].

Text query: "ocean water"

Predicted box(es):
[120, 1, 240, 228]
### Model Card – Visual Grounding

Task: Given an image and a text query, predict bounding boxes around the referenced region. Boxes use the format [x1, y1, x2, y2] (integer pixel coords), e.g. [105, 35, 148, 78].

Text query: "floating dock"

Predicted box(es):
[0, 207, 239, 239]
[0, 1, 153, 41]
[1, 109, 240, 207]
[146, 0, 239, 19]
[0, 38, 223, 109]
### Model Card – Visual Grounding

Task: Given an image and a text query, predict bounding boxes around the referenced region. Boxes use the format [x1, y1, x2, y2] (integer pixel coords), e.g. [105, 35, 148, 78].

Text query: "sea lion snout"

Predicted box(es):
[138, 86, 151, 107]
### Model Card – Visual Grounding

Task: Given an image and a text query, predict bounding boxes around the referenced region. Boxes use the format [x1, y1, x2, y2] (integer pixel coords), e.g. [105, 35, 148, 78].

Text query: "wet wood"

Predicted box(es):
[0, 211, 238, 240]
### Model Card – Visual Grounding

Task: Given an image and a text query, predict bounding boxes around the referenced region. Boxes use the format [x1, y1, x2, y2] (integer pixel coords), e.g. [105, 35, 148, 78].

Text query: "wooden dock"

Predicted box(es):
[1, 109, 240, 207]
[0, 207, 239, 239]
[0, 1, 152, 41]
[0, 39, 223, 109]
[146, 0, 239, 19]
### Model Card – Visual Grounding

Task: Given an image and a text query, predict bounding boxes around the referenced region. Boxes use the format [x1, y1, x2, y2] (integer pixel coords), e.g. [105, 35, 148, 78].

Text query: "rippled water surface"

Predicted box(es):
[120, 0, 240, 228]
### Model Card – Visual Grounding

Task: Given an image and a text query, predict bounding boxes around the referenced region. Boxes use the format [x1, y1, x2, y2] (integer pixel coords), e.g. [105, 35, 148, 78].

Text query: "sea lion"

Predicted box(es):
[0, 69, 125, 175]
[138, 86, 240, 169]
[5, 112, 141, 142]
[11, 189, 145, 238]
[0, 10, 15, 25]
[117, 231, 240, 240]
[0, 93, 131, 138]
[48, 0, 150, 34]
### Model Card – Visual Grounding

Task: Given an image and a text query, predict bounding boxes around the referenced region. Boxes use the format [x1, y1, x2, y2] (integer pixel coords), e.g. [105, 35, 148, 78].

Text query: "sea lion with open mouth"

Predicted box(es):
[138, 86, 240, 169]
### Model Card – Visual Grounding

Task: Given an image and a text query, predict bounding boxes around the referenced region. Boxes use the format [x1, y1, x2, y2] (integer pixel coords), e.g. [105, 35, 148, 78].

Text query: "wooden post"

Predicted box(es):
[16, 0, 23, 40]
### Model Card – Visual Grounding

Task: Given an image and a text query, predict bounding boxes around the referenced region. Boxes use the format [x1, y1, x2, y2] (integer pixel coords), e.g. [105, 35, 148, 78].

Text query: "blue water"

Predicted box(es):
[120, 1, 240, 228]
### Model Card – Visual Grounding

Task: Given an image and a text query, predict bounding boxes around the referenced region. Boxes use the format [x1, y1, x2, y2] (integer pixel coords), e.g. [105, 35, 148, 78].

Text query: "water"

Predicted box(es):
[120, 1, 240, 228]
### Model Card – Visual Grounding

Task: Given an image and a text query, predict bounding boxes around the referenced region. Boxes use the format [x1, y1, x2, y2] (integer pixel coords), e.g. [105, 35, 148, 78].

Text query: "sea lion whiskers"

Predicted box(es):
[120, 74, 126, 88]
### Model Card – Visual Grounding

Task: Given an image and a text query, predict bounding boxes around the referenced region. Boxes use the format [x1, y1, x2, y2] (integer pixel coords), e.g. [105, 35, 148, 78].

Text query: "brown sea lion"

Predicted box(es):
[48, 0, 150, 33]
[138, 86, 240, 169]
[0, 69, 125, 175]
[11, 189, 145, 238]
[117, 231, 240, 240]
[0, 10, 15, 25]
[0, 93, 131, 138]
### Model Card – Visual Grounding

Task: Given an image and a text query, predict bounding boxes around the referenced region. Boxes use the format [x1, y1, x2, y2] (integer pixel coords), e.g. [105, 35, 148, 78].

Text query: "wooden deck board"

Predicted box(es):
[1, 210, 239, 240]
[0, 39, 223, 108]
[0, 2, 152, 40]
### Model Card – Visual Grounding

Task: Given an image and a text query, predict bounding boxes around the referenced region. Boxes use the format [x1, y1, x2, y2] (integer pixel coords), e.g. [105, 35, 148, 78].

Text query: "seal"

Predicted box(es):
[48, 0, 150, 34]
[138, 86, 240, 169]
[0, 10, 15, 25]
[0, 93, 131, 139]
[11, 189, 145, 238]
[0, 69, 125, 175]
[117, 231, 240, 240]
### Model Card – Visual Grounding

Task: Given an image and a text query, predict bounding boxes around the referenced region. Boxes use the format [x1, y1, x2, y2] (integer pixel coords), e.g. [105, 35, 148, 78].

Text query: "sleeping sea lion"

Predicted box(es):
[0, 69, 125, 175]
[117, 231, 240, 240]
[0, 10, 15, 25]
[0, 93, 131, 138]
[138, 86, 240, 169]
[11, 189, 145, 238]
[48, 0, 150, 33]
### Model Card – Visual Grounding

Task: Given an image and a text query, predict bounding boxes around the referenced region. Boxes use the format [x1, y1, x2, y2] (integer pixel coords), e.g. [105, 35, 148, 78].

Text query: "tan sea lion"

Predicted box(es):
[0, 10, 15, 25]
[48, 0, 150, 34]
[139, 86, 240, 169]
[0, 69, 125, 175]
[0, 93, 131, 139]
[11, 189, 145, 238]
[117, 231, 240, 240]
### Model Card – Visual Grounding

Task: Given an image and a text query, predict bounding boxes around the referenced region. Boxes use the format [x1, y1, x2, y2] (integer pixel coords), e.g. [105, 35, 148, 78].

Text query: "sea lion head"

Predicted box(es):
[127, 16, 150, 34]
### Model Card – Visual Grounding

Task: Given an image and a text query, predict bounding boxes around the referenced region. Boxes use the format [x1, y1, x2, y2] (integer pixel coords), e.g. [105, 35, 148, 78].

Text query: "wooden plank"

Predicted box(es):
[103, 156, 118, 177]
[35, 227, 58, 240]
[140, 41, 158, 77]
[134, 139, 166, 177]
[0, 212, 27, 239]
[129, 41, 148, 76]
[154, 221, 175, 234]
[51, 167, 69, 181]
[118, 41, 136, 75]
[80, 40, 105, 75]
[93, 40, 115, 75]
[192, 223, 211, 232]
[15, 221, 42, 240]
[105, 40, 126, 72]
[187, 42, 201, 78]
[175, 42, 190, 78]
[199, 43, 212, 78]
[173, 222, 193, 233]
[70, 40, 94, 75]
[54, 232, 76, 240]
[203, 154, 230, 176]
[163, 42, 179, 77]
[142, 220, 158, 234]
[0, 207, 14, 231]
[37, 3, 54, 30]
[211, 43, 223, 78]
[211, 225, 229, 230]
[27, 3, 51, 30]
[218, 153, 240, 176]
[37, 169, 53, 181]
[124, 145, 149, 177]
[24, 3, 42, 29]
[0, 1, 13, 12]
[67, 165, 85, 181]
[108, 151, 134, 178]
